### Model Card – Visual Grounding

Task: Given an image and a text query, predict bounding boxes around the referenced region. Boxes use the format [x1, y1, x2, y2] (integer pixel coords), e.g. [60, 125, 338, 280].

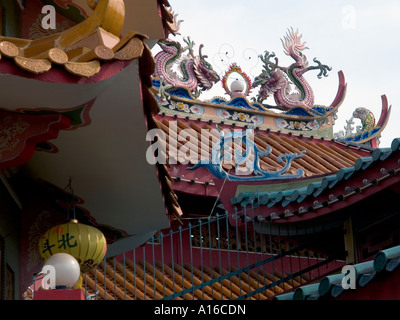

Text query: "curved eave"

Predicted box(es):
[0, 0, 180, 257]
[0, 58, 133, 111]
[0, 56, 133, 84]
[246, 141, 400, 224]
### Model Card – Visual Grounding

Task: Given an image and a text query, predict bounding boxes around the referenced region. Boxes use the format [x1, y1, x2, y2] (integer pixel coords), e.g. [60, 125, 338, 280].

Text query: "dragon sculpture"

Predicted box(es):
[352, 107, 376, 132]
[334, 95, 392, 148]
[253, 28, 332, 111]
[335, 107, 376, 140]
[154, 37, 220, 95]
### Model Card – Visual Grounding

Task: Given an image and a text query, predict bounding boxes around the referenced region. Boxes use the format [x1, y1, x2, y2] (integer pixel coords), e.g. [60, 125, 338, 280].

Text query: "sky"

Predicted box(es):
[154, 0, 400, 147]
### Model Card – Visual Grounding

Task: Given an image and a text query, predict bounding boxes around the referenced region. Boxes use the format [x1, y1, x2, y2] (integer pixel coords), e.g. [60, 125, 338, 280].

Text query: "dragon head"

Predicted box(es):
[253, 72, 282, 101]
[353, 107, 371, 121]
[353, 107, 376, 131]
[194, 44, 220, 90]
[252, 51, 285, 102]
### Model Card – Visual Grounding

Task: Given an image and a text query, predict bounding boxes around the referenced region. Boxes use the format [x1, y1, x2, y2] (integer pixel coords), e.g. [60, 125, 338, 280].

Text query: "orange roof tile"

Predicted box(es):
[153, 115, 372, 179]
[81, 258, 311, 300]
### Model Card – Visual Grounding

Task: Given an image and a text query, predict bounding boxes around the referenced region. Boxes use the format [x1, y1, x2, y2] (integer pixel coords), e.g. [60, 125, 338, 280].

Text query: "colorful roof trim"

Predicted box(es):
[227, 137, 400, 223]
[336, 95, 392, 148]
[153, 77, 343, 119]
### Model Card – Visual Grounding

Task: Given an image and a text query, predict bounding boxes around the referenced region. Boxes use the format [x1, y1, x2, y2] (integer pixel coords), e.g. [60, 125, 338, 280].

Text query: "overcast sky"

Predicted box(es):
[156, 0, 400, 147]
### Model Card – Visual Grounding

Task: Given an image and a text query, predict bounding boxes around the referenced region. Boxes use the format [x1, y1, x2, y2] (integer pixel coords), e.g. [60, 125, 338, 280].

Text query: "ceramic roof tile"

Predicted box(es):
[228, 138, 400, 223]
[154, 115, 370, 180]
[80, 258, 313, 300]
[274, 245, 400, 300]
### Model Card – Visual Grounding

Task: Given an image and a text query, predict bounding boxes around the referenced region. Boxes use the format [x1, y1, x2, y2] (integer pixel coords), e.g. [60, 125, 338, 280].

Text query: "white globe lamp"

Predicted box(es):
[44, 253, 81, 289]
[230, 80, 245, 93]
[231, 80, 246, 98]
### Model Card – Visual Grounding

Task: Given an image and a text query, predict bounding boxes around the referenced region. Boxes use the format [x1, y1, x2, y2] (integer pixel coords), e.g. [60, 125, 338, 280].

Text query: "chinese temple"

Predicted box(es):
[0, 0, 399, 301]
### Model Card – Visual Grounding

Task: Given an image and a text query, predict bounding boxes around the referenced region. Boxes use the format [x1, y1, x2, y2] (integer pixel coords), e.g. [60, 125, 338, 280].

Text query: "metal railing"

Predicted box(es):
[82, 205, 346, 300]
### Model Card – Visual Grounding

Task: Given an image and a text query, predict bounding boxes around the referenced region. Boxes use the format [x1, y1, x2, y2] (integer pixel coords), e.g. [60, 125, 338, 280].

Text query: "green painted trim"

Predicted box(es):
[234, 176, 327, 197]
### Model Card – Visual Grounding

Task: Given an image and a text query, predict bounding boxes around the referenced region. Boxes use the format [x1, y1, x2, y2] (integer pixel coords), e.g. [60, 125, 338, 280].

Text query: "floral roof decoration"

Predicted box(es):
[222, 63, 253, 98]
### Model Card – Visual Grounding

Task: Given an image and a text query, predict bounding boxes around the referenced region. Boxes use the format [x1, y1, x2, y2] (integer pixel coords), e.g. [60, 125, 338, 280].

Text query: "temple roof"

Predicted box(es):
[148, 111, 400, 226]
[148, 29, 395, 225]
[153, 114, 372, 201]
[140, 26, 397, 230]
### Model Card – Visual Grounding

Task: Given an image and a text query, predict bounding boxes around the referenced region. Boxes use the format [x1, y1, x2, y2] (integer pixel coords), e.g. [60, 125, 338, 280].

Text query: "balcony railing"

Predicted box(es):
[80, 206, 346, 300]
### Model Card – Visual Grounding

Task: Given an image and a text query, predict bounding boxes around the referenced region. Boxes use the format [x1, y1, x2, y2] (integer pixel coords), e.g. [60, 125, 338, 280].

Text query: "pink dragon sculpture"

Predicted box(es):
[253, 28, 332, 111]
[154, 37, 220, 94]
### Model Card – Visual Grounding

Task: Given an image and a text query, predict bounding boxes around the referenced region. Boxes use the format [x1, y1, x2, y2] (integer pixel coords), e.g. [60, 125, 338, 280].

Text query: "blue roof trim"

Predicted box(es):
[227, 97, 260, 110]
[282, 106, 334, 117]
[210, 97, 227, 104]
[167, 88, 194, 100]
[344, 127, 383, 143]
[277, 246, 400, 300]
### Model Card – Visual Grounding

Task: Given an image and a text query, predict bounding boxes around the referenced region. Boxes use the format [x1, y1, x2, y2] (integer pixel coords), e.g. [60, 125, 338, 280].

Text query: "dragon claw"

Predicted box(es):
[311, 58, 332, 78]
[157, 77, 173, 99]
[183, 37, 195, 56]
